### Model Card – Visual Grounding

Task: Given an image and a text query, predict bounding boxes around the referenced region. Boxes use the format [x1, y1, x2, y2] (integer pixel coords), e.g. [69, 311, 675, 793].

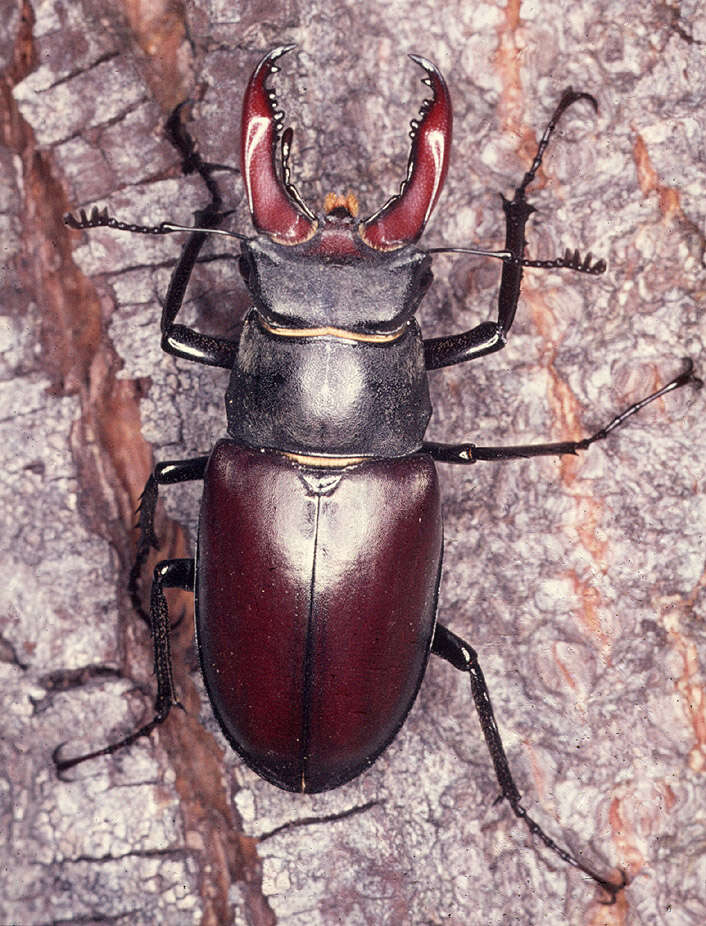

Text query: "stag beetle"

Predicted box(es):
[59, 46, 700, 901]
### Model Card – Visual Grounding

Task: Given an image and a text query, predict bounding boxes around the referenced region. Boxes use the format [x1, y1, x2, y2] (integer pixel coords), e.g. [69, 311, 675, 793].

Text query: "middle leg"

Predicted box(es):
[129, 455, 208, 621]
[424, 359, 701, 464]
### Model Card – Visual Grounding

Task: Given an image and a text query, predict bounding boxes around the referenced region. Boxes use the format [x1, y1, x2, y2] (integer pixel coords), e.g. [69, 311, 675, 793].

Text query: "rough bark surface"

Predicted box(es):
[2, 1, 705, 924]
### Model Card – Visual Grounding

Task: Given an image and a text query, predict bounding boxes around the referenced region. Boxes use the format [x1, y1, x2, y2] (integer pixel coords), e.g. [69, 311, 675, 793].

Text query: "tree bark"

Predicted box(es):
[2, 1, 705, 923]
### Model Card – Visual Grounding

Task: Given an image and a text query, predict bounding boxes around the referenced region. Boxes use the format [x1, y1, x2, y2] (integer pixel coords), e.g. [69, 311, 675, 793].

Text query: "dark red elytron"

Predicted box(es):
[59, 46, 700, 901]
[197, 443, 441, 793]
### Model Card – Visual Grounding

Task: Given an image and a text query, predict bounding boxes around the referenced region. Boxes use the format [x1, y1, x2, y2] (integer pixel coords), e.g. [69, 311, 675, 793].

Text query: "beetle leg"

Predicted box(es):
[423, 358, 702, 464]
[424, 90, 600, 371]
[159, 219, 240, 369]
[54, 559, 194, 775]
[159, 105, 240, 369]
[129, 456, 209, 623]
[431, 623, 627, 903]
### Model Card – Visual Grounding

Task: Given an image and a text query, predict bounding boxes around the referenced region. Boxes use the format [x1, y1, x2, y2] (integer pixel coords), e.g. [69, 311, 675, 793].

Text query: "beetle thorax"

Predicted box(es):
[239, 235, 433, 336]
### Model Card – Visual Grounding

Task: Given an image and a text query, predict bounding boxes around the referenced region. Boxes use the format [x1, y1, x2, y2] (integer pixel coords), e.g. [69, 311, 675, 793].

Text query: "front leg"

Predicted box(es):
[159, 106, 239, 369]
[65, 106, 241, 370]
[425, 89, 602, 371]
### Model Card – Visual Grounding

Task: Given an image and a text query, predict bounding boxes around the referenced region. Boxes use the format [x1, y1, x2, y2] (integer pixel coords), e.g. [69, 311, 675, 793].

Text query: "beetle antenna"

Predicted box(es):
[429, 245, 606, 274]
[427, 245, 516, 260]
[64, 206, 249, 240]
[519, 247, 606, 273]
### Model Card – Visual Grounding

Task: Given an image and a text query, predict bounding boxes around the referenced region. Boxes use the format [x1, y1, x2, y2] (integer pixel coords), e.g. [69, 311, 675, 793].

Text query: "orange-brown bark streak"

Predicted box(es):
[3, 3, 274, 923]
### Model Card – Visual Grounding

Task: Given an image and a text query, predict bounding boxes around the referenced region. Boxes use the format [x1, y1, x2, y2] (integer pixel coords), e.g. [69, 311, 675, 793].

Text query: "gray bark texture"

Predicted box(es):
[2, 0, 705, 923]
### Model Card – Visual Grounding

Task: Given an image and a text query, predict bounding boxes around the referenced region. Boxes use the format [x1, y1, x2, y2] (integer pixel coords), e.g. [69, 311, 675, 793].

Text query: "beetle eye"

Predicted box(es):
[239, 254, 252, 286]
[418, 267, 433, 293]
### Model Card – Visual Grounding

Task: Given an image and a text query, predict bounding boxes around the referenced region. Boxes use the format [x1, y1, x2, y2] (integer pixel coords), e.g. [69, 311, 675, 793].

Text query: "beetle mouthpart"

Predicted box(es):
[360, 55, 452, 251]
[324, 192, 360, 218]
[241, 46, 318, 245]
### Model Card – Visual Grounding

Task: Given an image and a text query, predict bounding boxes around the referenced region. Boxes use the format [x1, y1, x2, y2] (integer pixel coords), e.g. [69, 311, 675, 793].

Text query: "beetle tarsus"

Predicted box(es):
[53, 706, 173, 776]
[573, 358, 702, 450]
[165, 102, 228, 207]
[517, 87, 598, 198]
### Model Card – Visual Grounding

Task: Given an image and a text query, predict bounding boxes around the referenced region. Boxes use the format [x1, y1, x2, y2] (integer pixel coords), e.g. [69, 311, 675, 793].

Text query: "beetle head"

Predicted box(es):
[241, 46, 452, 254]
